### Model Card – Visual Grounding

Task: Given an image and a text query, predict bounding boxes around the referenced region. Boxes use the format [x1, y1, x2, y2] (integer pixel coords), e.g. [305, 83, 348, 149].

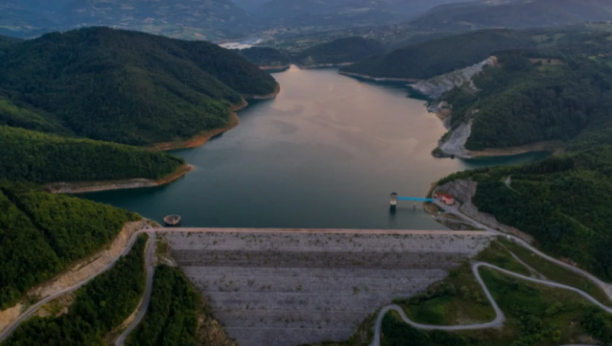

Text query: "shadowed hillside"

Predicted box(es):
[0, 27, 278, 145]
[341, 29, 534, 79]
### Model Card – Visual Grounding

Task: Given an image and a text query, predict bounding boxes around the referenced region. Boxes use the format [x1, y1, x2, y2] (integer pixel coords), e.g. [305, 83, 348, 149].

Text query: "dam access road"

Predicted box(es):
[1, 224, 611, 346]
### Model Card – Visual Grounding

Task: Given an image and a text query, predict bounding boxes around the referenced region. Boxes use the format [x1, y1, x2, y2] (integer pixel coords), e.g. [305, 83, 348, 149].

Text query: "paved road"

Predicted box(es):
[0, 222, 150, 344]
[0, 227, 490, 343]
[2, 223, 611, 345]
[433, 199, 612, 304]
[115, 233, 156, 346]
[369, 261, 612, 346]
[154, 227, 493, 236]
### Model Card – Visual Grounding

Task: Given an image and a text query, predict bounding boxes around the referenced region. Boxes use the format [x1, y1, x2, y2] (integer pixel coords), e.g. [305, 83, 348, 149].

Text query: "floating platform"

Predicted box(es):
[164, 215, 181, 227]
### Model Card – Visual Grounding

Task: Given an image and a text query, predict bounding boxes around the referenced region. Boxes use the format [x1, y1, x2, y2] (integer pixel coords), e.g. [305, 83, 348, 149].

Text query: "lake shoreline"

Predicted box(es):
[151, 83, 280, 151]
[151, 110, 242, 151]
[51, 84, 282, 195]
[46, 164, 194, 194]
[243, 83, 281, 100]
[298, 62, 354, 69]
[83, 68, 546, 230]
[260, 65, 290, 72]
[338, 70, 419, 83]
[466, 141, 564, 158]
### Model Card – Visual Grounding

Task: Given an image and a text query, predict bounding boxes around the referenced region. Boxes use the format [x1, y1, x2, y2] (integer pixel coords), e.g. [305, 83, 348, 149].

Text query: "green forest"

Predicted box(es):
[294, 37, 385, 67]
[240, 37, 385, 69]
[238, 47, 291, 68]
[380, 314, 471, 346]
[0, 125, 185, 184]
[341, 30, 535, 79]
[126, 265, 201, 346]
[372, 270, 612, 346]
[1, 235, 147, 346]
[0, 184, 139, 308]
[0, 27, 278, 145]
[440, 145, 612, 280]
[440, 51, 612, 150]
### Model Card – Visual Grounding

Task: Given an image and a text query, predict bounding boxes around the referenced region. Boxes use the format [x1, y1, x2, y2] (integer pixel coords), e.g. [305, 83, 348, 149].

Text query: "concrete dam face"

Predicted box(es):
[163, 229, 492, 346]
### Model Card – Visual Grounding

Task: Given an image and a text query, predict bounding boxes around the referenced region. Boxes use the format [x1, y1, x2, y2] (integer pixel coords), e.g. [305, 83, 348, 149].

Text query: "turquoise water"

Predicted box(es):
[82, 66, 549, 229]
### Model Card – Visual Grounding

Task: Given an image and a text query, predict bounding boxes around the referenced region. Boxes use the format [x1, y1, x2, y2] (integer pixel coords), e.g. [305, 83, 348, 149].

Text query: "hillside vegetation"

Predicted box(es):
[341, 30, 534, 79]
[412, 0, 612, 32]
[322, 253, 612, 346]
[294, 37, 384, 67]
[0, 35, 20, 49]
[0, 27, 278, 145]
[252, 0, 466, 33]
[0, 125, 185, 184]
[238, 47, 291, 68]
[441, 51, 612, 150]
[440, 146, 612, 281]
[0, 184, 139, 308]
[0, 0, 250, 41]
[126, 265, 202, 346]
[2, 235, 147, 346]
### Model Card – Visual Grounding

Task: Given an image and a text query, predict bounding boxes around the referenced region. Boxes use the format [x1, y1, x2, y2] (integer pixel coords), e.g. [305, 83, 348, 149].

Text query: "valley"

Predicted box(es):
[3, 2, 612, 345]
[81, 66, 547, 230]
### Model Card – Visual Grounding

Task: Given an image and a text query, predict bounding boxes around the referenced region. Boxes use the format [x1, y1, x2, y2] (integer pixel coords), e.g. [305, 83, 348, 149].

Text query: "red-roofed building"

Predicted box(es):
[434, 192, 455, 206]
[442, 194, 454, 205]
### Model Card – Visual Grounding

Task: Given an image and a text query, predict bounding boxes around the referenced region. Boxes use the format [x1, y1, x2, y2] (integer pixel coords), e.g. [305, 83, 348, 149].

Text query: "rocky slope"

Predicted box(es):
[410, 56, 496, 99]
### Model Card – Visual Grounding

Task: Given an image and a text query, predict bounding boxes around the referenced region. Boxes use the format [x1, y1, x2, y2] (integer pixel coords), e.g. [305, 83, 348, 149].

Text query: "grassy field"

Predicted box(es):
[397, 241, 527, 326]
[379, 266, 612, 346]
[459, 268, 611, 346]
[398, 261, 496, 326]
[304, 239, 612, 346]
[499, 238, 611, 307]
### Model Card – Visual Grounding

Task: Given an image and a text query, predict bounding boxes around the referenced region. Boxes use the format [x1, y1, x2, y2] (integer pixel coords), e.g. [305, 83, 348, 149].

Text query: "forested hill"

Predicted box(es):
[0, 183, 140, 308]
[0, 125, 185, 184]
[293, 37, 385, 67]
[439, 145, 612, 281]
[238, 47, 291, 69]
[412, 0, 612, 32]
[0, 27, 278, 145]
[439, 51, 612, 151]
[0, 35, 21, 49]
[341, 30, 535, 80]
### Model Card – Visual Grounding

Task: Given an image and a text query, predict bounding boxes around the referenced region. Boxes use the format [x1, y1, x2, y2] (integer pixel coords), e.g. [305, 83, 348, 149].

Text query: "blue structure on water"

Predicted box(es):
[390, 192, 434, 207]
[397, 197, 434, 202]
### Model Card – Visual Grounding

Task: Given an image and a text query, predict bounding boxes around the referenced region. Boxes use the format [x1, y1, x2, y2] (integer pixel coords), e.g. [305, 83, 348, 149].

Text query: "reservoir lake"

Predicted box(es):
[83, 66, 548, 229]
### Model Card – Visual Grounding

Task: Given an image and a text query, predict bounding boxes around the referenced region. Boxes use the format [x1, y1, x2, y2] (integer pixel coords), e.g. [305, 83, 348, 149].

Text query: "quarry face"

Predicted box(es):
[164, 229, 492, 346]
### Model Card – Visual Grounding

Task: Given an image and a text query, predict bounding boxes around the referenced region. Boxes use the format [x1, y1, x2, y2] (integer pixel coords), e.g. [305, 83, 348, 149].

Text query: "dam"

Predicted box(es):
[161, 228, 493, 346]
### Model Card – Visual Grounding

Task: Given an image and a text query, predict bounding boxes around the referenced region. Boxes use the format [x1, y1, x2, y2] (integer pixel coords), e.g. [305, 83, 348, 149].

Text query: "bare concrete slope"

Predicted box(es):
[164, 229, 492, 346]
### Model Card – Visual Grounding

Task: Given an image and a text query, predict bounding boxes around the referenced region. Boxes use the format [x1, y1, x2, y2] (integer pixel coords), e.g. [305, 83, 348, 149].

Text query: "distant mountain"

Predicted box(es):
[232, 0, 271, 12]
[238, 47, 291, 69]
[0, 0, 251, 40]
[11, 0, 74, 11]
[0, 27, 278, 145]
[60, 0, 250, 40]
[413, 0, 612, 31]
[341, 29, 535, 80]
[252, 0, 473, 31]
[0, 1, 59, 37]
[0, 35, 21, 49]
[294, 37, 385, 67]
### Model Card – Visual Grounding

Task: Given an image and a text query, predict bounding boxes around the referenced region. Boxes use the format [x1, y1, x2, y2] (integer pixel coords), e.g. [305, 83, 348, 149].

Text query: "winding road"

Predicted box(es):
[369, 262, 612, 346]
[432, 199, 612, 303]
[0, 222, 152, 344]
[115, 233, 156, 346]
[1, 219, 611, 346]
[0, 227, 489, 344]
[365, 199, 612, 346]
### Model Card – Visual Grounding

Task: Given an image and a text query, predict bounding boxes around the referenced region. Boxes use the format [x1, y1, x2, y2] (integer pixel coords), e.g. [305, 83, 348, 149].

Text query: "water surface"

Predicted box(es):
[83, 66, 548, 229]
